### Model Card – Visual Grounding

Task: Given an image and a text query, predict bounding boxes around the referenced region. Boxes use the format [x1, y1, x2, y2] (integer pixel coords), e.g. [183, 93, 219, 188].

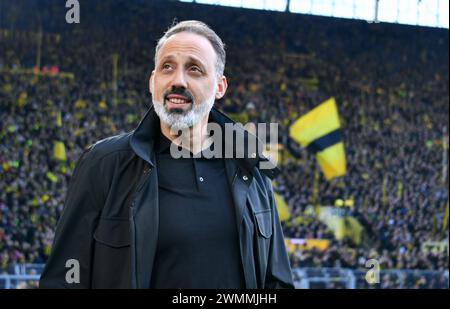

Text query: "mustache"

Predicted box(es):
[163, 87, 194, 102]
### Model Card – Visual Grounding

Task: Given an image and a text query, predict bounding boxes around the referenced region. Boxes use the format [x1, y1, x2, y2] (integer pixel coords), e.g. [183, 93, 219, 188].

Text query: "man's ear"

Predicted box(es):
[149, 70, 155, 94]
[215, 75, 228, 100]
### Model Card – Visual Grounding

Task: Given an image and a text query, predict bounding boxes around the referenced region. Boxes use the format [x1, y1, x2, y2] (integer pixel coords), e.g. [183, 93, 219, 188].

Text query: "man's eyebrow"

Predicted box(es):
[159, 55, 176, 64]
[159, 54, 207, 70]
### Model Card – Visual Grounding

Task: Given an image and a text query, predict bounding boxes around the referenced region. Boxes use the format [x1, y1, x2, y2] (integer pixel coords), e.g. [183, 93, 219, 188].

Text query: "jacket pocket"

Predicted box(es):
[92, 217, 132, 288]
[254, 209, 273, 239]
[93, 217, 130, 248]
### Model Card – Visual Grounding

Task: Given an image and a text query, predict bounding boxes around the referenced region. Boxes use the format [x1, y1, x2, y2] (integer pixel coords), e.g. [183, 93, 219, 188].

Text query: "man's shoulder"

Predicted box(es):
[83, 131, 134, 163]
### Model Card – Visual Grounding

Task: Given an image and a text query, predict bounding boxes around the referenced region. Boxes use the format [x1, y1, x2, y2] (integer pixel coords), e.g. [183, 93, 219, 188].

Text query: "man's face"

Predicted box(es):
[150, 32, 227, 131]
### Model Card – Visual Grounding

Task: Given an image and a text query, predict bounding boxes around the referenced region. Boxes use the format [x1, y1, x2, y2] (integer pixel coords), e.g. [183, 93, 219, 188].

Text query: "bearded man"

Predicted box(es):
[40, 20, 294, 289]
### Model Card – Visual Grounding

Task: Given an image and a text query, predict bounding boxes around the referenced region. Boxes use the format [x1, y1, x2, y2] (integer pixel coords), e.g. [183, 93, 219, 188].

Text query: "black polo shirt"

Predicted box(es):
[150, 130, 245, 289]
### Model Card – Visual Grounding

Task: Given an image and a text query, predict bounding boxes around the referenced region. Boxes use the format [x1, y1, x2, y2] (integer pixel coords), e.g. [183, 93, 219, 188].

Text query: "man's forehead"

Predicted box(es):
[157, 32, 216, 64]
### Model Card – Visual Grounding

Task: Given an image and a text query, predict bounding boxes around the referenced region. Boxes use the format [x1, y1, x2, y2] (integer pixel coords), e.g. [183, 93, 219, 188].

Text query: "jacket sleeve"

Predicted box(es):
[39, 148, 102, 288]
[264, 179, 295, 289]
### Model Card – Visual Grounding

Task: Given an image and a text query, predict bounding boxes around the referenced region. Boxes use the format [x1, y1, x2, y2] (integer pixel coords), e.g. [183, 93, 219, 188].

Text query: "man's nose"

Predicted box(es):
[170, 69, 188, 89]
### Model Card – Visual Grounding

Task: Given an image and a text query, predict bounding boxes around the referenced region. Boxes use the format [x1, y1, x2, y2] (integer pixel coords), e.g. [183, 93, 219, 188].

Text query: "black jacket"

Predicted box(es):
[39, 105, 294, 289]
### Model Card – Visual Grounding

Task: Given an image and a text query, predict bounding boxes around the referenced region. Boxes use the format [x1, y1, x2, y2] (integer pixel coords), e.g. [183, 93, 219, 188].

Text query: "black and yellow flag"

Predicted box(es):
[289, 97, 346, 180]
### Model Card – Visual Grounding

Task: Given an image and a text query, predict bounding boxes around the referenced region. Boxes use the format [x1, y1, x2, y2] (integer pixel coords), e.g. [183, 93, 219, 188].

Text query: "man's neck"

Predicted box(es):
[160, 116, 212, 155]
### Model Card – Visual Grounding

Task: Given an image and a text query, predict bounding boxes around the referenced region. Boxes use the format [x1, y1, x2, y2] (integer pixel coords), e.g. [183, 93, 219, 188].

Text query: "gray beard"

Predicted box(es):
[153, 95, 215, 132]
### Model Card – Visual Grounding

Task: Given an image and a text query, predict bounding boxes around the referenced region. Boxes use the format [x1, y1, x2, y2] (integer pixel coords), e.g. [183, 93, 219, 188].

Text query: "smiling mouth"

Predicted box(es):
[164, 97, 193, 114]
[165, 97, 192, 104]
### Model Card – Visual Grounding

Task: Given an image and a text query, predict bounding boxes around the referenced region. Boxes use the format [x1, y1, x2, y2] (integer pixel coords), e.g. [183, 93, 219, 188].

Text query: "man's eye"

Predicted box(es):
[162, 64, 172, 70]
[190, 66, 202, 73]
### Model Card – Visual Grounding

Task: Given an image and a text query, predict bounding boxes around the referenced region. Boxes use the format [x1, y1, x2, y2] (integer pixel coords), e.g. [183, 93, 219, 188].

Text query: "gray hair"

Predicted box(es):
[154, 20, 226, 78]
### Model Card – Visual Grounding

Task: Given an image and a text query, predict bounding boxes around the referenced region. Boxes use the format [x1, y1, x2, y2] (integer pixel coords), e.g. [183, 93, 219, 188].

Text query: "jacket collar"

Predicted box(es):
[129, 104, 280, 179]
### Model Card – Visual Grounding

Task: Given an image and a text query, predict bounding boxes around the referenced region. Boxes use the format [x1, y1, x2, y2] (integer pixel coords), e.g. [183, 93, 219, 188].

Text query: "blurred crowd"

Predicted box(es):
[0, 0, 448, 287]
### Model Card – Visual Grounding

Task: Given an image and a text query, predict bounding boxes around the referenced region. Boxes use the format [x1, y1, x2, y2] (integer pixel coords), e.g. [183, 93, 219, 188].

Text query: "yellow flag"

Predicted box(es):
[274, 192, 290, 221]
[318, 206, 363, 245]
[55, 110, 62, 127]
[442, 201, 449, 236]
[53, 141, 67, 161]
[289, 98, 346, 180]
